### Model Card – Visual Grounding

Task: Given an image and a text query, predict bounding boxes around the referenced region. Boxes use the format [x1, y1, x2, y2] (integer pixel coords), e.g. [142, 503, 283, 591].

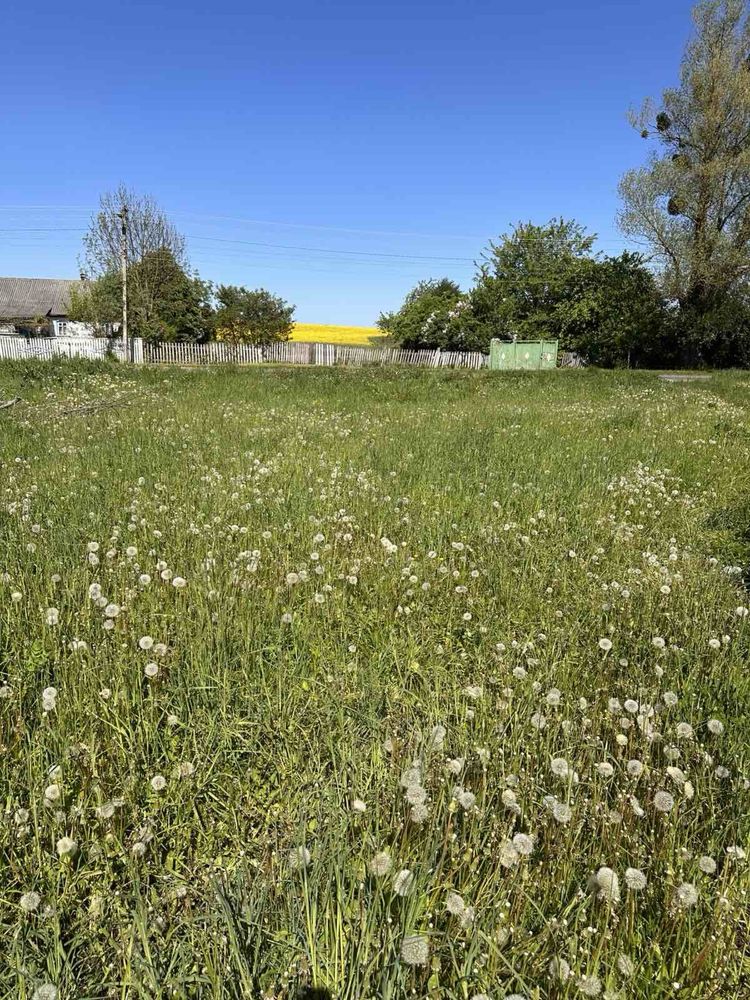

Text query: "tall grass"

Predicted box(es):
[1, 362, 749, 999]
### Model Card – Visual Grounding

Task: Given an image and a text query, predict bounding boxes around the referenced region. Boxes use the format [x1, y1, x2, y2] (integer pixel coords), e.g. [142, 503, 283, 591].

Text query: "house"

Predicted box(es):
[0, 276, 95, 337]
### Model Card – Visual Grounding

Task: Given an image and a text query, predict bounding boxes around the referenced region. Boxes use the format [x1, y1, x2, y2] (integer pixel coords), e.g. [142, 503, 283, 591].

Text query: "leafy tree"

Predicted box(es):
[472, 219, 599, 343]
[377, 279, 486, 350]
[69, 249, 214, 342]
[214, 286, 294, 344]
[566, 253, 671, 367]
[79, 186, 192, 338]
[619, 0, 750, 360]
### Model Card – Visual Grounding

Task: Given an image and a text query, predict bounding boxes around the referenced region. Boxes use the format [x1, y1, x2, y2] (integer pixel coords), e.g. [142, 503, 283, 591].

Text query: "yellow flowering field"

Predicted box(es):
[291, 322, 385, 345]
[0, 362, 749, 999]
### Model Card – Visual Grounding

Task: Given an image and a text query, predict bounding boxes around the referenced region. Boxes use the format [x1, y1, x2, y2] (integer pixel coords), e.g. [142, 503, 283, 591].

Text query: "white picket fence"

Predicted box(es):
[143, 340, 489, 369]
[0, 336, 580, 370]
[0, 336, 127, 362]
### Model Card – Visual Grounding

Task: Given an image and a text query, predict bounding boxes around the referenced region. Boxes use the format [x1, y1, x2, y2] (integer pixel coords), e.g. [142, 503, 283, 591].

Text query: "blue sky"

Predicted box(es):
[1, 0, 693, 325]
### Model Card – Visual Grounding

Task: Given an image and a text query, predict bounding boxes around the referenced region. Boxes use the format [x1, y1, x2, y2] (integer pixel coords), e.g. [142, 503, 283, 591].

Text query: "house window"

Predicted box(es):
[56, 320, 68, 336]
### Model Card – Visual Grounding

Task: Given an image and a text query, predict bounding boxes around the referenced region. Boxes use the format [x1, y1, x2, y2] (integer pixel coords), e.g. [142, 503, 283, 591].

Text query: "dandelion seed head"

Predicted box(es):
[400, 933, 429, 966]
[624, 867, 647, 890]
[369, 851, 392, 877]
[393, 869, 415, 896]
[20, 891, 41, 912]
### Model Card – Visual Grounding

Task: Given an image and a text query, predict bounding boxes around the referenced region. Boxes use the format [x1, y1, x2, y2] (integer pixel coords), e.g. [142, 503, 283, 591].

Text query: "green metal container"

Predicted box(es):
[489, 339, 558, 371]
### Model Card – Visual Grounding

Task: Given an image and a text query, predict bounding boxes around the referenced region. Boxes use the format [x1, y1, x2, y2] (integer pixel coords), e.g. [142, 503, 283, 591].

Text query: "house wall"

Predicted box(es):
[0, 318, 96, 337]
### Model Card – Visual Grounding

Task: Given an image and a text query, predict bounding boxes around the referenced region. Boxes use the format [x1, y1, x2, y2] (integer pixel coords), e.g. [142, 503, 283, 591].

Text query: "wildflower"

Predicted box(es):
[446, 891, 466, 916]
[446, 757, 464, 775]
[552, 802, 572, 824]
[673, 882, 699, 909]
[150, 775, 167, 792]
[464, 684, 483, 700]
[95, 802, 116, 819]
[617, 954, 636, 977]
[726, 845, 746, 861]
[598, 638, 612, 652]
[530, 712, 547, 730]
[653, 790, 674, 813]
[400, 933, 429, 966]
[594, 867, 620, 904]
[708, 638, 721, 650]
[405, 784, 427, 806]
[43, 784, 61, 805]
[623, 699, 638, 714]
[663, 691, 678, 707]
[351, 798, 366, 813]
[512, 832, 535, 855]
[55, 836, 77, 858]
[400, 766, 421, 788]
[550, 757, 571, 778]
[45, 608, 59, 626]
[177, 761, 195, 778]
[652, 637, 666, 649]
[410, 803, 430, 824]
[624, 868, 647, 890]
[596, 762, 614, 778]
[144, 663, 159, 678]
[698, 856, 716, 874]
[675, 722, 694, 740]
[393, 868, 414, 896]
[172, 576, 187, 588]
[498, 840, 520, 868]
[20, 891, 41, 912]
[578, 975, 602, 996]
[32, 987, 58, 1000]
[549, 957, 571, 981]
[457, 789, 476, 811]
[707, 719, 724, 735]
[288, 846, 311, 869]
[626, 759, 644, 777]
[369, 851, 392, 877]
[138, 636, 154, 650]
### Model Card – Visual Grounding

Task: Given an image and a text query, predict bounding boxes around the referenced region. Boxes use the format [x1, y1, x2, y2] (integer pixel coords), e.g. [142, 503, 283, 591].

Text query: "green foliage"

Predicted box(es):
[472, 218, 598, 344]
[376, 279, 484, 351]
[383, 223, 670, 366]
[619, 0, 750, 350]
[565, 252, 672, 368]
[69, 250, 214, 343]
[214, 285, 295, 345]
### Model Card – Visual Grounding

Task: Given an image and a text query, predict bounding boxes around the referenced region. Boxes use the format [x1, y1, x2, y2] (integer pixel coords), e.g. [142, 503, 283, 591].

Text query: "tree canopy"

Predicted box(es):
[214, 286, 295, 345]
[619, 0, 750, 361]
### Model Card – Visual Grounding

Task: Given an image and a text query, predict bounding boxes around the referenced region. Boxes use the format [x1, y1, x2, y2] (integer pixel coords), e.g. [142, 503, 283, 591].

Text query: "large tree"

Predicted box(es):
[80, 186, 189, 333]
[214, 286, 294, 344]
[619, 0, 750, 347]
[70, 249, 214, 342]
[376, 279, 480, 350]
[471, 219, 599, 343]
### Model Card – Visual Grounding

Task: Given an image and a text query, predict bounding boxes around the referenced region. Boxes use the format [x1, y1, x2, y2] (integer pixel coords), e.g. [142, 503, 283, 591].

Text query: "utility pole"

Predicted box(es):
[118, 206, 129, 360]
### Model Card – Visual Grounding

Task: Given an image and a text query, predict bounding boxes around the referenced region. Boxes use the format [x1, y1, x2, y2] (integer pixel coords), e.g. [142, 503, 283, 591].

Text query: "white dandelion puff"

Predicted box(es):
[400, 934, 429, 966]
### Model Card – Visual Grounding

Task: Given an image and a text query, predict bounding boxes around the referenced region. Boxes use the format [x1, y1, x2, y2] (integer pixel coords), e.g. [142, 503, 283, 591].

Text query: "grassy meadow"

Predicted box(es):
[291, 323, 385, 346]
[1, 361, 750, 999]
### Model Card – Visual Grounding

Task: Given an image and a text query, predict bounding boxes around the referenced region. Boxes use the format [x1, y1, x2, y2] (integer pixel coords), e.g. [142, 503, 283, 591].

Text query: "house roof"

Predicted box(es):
[0, 277, 81, 319]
